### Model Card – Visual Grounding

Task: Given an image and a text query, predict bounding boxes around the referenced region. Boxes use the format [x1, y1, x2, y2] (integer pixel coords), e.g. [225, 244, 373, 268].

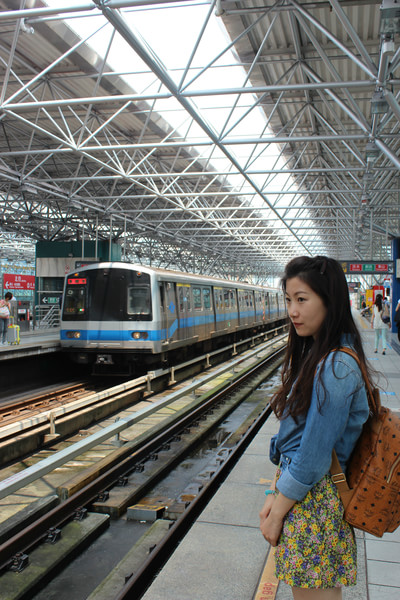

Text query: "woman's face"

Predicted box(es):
[285, 277, 327, 339]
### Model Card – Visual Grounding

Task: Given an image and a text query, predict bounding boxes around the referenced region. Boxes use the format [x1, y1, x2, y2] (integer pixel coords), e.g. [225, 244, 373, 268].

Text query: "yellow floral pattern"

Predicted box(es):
[275, 470, 357, 589]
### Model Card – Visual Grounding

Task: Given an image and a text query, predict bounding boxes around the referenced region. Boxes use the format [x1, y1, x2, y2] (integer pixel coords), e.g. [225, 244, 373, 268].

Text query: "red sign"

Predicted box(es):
[349, 264, 362, 272]
[67, 278, 87, 285]
[375, 264, 388, 272]
[3, 274, 35, 291]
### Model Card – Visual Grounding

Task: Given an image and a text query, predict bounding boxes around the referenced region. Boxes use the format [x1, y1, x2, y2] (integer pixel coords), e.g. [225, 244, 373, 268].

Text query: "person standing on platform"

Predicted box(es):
[395, 298, 400, 342]
[371, 293, 389, 355]
[0, 295, 11, 344]
[4, 292, 17, 322]
[259, 255, 372, 600]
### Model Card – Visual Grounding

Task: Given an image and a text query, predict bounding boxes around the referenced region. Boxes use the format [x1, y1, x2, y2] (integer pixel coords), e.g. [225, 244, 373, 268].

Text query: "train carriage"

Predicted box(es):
[60, 262, 286, 375]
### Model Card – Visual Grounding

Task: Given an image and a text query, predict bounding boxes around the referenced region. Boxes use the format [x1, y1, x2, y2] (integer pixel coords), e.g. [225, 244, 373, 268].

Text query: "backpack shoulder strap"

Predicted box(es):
[335, 347, 380, 417]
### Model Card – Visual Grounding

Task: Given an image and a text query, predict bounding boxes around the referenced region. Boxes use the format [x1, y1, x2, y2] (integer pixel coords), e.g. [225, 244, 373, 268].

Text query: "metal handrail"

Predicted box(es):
[33, 305, 60, 329]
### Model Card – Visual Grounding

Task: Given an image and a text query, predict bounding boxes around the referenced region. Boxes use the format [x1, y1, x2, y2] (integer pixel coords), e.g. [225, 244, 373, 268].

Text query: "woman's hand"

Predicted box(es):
[259, 494, 284, 547]
[260, 511, 284, 546]
[259, 489, 296, 547]
[259, 493, 275, 522]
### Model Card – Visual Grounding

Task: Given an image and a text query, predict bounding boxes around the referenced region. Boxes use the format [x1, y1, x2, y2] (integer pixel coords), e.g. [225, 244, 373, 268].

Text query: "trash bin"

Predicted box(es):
[17, 301, 31, 332]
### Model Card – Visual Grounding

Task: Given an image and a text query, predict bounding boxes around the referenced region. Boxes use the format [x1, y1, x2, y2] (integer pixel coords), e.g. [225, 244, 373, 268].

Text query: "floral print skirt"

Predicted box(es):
[274, 470, 357, 589]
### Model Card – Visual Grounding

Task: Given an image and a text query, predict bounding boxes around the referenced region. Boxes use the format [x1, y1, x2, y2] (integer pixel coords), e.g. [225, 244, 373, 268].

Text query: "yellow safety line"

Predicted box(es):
[358, 316, 371, 329]
[254, 546, 279, 600]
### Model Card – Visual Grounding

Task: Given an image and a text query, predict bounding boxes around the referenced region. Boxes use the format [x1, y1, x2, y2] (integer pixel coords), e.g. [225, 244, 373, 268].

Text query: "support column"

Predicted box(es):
[391, 238, 400, 333]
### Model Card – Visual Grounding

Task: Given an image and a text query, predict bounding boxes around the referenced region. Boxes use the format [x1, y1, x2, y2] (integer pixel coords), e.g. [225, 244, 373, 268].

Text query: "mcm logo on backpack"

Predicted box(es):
[330, 347, 400, 537]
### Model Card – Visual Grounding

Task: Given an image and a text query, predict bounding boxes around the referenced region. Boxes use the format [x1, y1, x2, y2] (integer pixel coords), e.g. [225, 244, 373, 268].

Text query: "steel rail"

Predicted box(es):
[114, 376, 276, 599]
[0, 331, 286, 499]
[0, 345, 284, 572]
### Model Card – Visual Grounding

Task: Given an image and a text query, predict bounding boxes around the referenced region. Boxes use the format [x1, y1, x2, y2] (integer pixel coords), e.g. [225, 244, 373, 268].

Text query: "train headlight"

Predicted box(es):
[131, 331, 148, 340]
[66, 331, 81, 339]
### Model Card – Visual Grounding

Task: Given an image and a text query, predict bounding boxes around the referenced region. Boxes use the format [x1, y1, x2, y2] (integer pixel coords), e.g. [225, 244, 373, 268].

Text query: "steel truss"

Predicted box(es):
[0, 0, 399, 281]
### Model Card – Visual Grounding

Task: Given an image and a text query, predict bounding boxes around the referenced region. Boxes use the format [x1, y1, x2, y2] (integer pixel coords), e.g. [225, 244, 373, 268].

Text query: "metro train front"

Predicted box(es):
[60, 262, 161, 373]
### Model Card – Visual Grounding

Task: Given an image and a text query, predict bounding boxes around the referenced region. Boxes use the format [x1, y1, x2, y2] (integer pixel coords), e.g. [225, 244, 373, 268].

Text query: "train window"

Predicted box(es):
[230, 291, 236, 308]
[203, 287, 211, 310]
[193, 287, 202, 310]
[214, 289, 220, 310]
[178, 287, 184, 312]
[224, 290, 230, 309]
[127, 286, 150, 315]
[178, 286, 191, 312]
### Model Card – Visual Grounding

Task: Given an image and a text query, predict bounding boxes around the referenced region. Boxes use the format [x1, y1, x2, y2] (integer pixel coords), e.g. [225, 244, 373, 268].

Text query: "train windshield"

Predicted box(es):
[127, 286, 151, 315]
[64, 278, 87, 317]
[62, 268, 152, 321]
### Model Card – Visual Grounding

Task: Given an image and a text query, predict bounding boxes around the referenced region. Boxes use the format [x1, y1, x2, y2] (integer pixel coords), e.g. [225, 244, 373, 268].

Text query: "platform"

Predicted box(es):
[141, 313, 400, 600]
[0, 328, 60, 360]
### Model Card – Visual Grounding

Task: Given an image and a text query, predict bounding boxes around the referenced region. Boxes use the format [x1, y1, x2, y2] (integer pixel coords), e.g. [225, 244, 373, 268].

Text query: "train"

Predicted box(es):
[60, 262, 287, 374]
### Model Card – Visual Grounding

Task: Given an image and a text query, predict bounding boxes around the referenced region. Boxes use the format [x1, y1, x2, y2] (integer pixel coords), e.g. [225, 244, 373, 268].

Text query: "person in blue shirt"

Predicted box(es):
[259, 256, 372, 599]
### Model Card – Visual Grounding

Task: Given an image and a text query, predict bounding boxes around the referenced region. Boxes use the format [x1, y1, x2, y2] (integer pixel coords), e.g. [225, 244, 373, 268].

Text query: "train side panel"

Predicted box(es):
[60, 262, 287, 373]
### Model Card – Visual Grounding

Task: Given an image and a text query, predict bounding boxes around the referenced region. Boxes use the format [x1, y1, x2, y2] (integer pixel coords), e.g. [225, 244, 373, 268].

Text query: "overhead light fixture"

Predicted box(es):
[366, 141, 380, 161]
[380, 0, 400, 34]
[371, 90, 389, 114]
[363, 171, 375, 185]
[361, 194, 369, 206]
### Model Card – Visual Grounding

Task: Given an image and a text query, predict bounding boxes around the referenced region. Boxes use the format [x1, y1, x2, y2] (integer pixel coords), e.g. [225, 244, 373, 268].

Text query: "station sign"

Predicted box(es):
[3, 273, 35, 291]
[39, 293, 62, 305]
[341, 261, 393, 274]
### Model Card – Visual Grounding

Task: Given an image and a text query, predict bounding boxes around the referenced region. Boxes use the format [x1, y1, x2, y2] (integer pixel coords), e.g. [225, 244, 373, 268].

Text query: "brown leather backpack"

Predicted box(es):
[330, 347, 400, 537]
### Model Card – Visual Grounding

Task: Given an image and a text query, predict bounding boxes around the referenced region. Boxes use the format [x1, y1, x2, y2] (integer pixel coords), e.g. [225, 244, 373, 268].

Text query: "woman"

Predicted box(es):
[0, 295, 10, 345]
[259, 256, 372, 599]
[371, 293, 389, 354]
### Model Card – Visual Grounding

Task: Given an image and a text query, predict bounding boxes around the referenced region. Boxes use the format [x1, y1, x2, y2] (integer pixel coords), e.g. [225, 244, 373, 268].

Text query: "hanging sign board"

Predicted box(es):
[341, 261, 393, 274]
[3, 274, 35, 291]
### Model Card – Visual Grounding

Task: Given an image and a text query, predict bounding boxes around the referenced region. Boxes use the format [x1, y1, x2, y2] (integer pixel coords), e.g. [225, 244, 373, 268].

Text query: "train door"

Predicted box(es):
[213, 287, 226, 332]
[160, 281, 178, 342]
[229, 289, 238, 329]
[202, 286, 213, 337]
[192, 285, 206, 340]
[255, 291, 262, 323]
[237, 289, 246, 327]
[270, 293, 277, 319]
[177, 283, 193, 340]
[265, 292, 270, 321]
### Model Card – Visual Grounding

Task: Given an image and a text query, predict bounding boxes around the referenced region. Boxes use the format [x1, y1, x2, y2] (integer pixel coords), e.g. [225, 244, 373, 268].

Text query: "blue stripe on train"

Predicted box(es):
[60, 309, 280, 342]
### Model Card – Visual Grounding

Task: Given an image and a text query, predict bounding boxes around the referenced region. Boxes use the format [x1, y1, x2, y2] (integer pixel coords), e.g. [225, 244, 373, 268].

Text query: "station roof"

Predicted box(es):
[0, 0, 398, 283]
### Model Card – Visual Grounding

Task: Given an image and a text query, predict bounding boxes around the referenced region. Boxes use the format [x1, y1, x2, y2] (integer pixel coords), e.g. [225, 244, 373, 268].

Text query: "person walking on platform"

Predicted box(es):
[259, 255, 372, 600]
[0, 295, 11, 344]
[371, 293, 389, 354]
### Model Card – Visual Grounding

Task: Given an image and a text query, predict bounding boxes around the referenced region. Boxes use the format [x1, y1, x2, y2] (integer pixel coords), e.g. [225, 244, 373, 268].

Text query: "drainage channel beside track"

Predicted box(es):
[0, 336, 286, 600]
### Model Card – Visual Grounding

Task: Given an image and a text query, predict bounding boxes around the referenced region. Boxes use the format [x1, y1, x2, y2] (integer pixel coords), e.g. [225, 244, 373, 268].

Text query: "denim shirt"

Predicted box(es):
[270, 345, 370, 501]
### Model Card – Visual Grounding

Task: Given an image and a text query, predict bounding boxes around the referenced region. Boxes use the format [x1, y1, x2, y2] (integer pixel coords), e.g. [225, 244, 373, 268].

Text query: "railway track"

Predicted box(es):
[0, 382, 101, 426]
[0, 332, 286, 600]
[0, 325, 287, 468]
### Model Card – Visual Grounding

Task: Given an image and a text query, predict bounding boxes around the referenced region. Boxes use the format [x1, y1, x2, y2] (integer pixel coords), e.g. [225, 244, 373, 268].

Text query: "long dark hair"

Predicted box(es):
[271, 255, 372, 419]
[375, 293, 383, 312]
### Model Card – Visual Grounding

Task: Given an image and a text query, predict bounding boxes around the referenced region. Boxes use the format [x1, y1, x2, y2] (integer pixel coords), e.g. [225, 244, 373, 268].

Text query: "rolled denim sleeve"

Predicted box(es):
[276, 353, 363, 501]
